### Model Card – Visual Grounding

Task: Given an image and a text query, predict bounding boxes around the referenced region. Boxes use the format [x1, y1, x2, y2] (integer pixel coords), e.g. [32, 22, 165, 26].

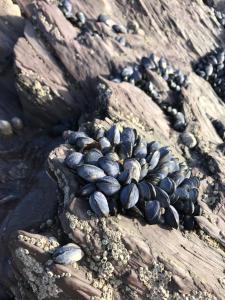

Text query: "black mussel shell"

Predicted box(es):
[120, 183, 139, 209]
[77, 164, 106, 182]
[84, 148, 103, 165]
[164, 205, 179, 229]
[106, 124, 120, 145]
[96, 176, 121, 196]
[155, 186, 170, 208]
[98, 157, 120, 177]
[65, 152, 83, 169]
[89, 191, 109, 217]
[79, 183, 96, 197]
[145, 200, 161, 224]
[183, 215, 195, 231]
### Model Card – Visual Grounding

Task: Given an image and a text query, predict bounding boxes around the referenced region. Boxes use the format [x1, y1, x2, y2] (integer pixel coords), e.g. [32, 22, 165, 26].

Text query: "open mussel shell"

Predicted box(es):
[77, 164, 106, 182]
[79, 183, 96, 197]
[98, 157, 120, 177]
[65, 152, 83, 169]
[106, 124, 120, 145]
[84, 148, 103, 165]
[89, 191, 109, 217]
[164, 205, 179, 229]
[145, 200, 161, 224]
[96, 176, 121, 196]
[53, 243, 84, 265]
[120, 183, 139, 209]
[123, 158, 141, 182]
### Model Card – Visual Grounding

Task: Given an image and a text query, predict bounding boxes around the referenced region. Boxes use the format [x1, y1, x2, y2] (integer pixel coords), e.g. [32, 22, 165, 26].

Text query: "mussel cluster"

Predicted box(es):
[64, 125, 202, 230]
[194, 47, 225, 103]
[111, 54, 188, 131]
[112, 53, 188, 92]
[59, 0, 86, 28]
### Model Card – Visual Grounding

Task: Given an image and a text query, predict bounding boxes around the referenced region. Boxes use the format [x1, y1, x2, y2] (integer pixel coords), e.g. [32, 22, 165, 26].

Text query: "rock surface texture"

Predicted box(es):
[0, 0, 225, 299]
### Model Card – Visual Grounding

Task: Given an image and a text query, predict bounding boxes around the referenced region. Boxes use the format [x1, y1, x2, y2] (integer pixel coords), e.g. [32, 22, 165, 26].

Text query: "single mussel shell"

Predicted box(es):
[173, 199, 184, 212]
[120, 183, 139, 209]
[53, 243, 84, 265]
[183, 215, 195, 231]
[104, 152, 120, 161]
[175, 187, 189, 200]
[96, 176, 121, 196]
[106, 124, 120, 145]
[99, 137, 111, 154]
[147, 150, 160, 170]
[159, 177, 175, 195]
[147, 141, 160, 153]
[133, 139, 147, 159]
[164, 205, 179, 229]
[181, 177, 200, 189]
[138, 181, 152, 201]
[67, 131, 87, 145]
[123, 158, 141, 182]
[155, 186, 170, 208]
[62, 0, 73, 15]
[121, 127, 136, 145]
[84, 148, 103, 165]
[79, 183, 96, 197]
[98, 157, 120, 177]
[75, 136, 95, 151]
[65, 152, 83, 169]
[89, 191, 109, 217]
[139, 163, 149, 180]
[117, 170, 132, 185]
[118, 141, 133, 159]
[77, 164, 106, 182]
[145, 200, 161, 224]
[188, 188, 199, 203]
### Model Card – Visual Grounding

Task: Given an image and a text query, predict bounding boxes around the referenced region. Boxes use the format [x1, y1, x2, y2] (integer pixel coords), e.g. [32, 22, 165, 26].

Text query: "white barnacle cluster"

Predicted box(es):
[101, 223, 131, 267]
[18, 234, 59, 253]
[65, 211, 92, 233]
[172, 290, 217, 300]
[15, 247, 63, 300]
[138, 262, 172, 299]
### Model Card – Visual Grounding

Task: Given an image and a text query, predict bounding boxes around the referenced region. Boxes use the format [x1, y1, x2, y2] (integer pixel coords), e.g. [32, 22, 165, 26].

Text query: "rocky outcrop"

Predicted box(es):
[0, 0, 225, 299]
